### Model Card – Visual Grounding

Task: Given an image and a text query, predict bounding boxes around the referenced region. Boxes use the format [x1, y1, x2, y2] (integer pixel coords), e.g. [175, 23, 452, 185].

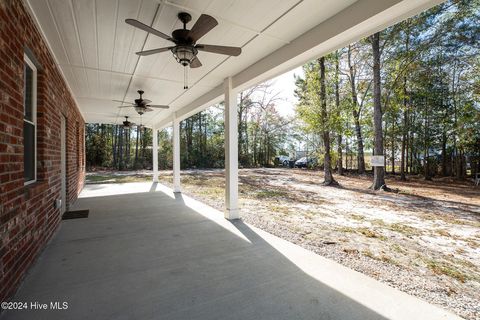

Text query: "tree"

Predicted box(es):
[295, 58, 338, 185]
[319, 57, 336, 185]
[334, 51, 344, 175]
[346, 43, 370, 174]
[370, 32, 387, 190]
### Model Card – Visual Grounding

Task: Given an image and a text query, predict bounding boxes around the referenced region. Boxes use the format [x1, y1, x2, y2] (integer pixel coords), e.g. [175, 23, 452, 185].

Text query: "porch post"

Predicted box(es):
[172, 113, 181, 193]
[224, 77, 239, 220]
[152, 127, 159, 182]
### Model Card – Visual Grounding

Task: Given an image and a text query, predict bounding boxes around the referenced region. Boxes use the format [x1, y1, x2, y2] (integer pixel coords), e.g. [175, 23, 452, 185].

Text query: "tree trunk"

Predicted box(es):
[424, 98, 432, 181]
[319, 57, 336, 185]
[118, 127, 124, 170]
[126, 129, 130, 169]
[456, 151, 464, 180]
[335, 51, 343, 175]
[441, 132, 448, 176]
[400, 26, 410, 181]
[337, 135, 343, 175]
[135, 126, 140, 166]
[348, 45, 366, 174]
[391, 120, 395, 174]
[113, 125, 118, 168]
[400, 75, 408, 180]
[370, 32, 386, 190]
[353, 115, 366, 173]
[238, 92, 245, 163]
[409, 110, 415, 174]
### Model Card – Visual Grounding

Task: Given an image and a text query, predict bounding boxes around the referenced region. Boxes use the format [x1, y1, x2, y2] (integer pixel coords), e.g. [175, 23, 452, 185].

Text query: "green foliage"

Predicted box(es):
[85, 124, 153, 170]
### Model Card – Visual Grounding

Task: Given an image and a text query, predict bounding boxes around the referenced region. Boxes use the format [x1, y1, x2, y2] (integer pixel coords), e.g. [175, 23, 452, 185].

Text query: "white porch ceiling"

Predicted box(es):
[25, 0, 444, 128]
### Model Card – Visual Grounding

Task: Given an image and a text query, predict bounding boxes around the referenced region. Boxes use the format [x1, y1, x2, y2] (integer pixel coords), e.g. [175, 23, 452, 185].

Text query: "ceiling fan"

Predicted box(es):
[126, 12, 242, 88]
[113, 90, 169, 115]
[116, 115, 146, 130]
[121, 116, 135, 129]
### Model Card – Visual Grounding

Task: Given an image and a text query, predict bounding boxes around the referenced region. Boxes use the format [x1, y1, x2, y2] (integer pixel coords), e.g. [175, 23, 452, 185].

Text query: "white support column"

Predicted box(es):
[224, 77, 239, 220]
[172, 113, 181, 193]
[152, 127, 159, 183]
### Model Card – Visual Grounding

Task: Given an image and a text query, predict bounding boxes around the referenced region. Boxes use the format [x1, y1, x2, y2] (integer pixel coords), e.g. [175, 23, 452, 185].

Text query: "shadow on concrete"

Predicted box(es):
[149, 182, 158, 193]
[1, 187, 442, 320]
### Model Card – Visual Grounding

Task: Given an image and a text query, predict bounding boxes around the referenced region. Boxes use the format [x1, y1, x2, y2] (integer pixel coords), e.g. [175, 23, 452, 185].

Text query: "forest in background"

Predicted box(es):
[85, 0, 480, 183]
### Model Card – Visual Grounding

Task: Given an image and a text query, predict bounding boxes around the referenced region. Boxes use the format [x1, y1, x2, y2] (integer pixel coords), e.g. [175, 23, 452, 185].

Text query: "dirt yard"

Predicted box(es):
[86, 168, 480, 319]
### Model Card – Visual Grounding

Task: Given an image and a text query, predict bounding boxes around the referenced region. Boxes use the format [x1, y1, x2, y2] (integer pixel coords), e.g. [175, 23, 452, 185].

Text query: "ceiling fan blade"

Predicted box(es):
[196, 44, 241, 56]
[147, 105, 170, 109]
[188, 14, 218, 42]
[190, 57, 202, 68]
[144, 108, 154, 112]
[136, 47, 172, 56]
[125, 19, 174, 42]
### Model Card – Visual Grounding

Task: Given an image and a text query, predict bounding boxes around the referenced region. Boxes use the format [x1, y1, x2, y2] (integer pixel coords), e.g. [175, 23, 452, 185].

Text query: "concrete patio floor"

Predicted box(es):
[1, 182, 462, 320]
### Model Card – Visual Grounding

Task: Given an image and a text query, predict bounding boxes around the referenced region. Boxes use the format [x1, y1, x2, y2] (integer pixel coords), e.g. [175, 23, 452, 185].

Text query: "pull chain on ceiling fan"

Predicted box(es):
[126, 12, 242, 89]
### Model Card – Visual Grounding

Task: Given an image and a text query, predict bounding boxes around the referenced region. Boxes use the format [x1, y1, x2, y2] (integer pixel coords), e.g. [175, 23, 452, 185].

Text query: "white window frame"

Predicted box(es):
[24, 54, 37, 186]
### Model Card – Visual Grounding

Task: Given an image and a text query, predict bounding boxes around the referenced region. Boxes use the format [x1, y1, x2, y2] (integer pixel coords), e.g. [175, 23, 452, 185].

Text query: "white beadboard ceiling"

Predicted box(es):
[26, 0, 444, 128]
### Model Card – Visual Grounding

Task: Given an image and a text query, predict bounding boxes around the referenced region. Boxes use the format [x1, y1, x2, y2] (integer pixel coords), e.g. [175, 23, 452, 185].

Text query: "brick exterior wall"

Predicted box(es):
[0, 0, 85, 302]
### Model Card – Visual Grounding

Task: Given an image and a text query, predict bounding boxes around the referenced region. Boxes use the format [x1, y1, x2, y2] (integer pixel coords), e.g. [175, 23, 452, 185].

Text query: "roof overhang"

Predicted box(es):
[25, 0, 445, 129]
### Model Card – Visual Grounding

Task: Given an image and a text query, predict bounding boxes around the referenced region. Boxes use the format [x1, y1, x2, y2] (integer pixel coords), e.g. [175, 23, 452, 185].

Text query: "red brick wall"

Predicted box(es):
[0, 0, 85, 302]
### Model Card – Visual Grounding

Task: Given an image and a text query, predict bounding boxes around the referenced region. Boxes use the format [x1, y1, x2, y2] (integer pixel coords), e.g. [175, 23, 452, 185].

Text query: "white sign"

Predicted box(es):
[371, 155, 385, 167]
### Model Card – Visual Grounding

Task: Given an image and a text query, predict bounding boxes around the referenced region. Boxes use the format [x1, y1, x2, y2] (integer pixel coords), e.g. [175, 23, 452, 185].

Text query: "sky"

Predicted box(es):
[266, 66, 304, 117]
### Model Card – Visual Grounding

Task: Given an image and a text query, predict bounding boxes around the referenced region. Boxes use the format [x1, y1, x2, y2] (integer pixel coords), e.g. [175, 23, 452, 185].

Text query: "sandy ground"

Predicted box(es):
[86, 168, 480, 319]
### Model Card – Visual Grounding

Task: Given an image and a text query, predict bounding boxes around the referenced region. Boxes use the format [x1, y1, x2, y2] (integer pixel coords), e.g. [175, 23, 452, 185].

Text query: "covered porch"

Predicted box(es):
[2, 182, 460, 320]
[25, 0, 446, 220]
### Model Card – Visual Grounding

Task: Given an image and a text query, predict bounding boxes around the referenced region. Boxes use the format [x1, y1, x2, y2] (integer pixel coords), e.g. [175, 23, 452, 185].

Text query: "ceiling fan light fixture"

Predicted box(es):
[171, 45, 197, 66]
[134, 106, 146, 115]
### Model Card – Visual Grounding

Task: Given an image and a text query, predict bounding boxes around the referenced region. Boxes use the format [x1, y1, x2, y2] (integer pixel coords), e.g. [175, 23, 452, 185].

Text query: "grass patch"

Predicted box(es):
[362, 249, 375, 259]
[380, 255, 401, 266]
[371, 220, 423, 237]
[466, 238, 480, 248]
[358, 227, 380, 238]
[336, 226, 386, 240]
[86, 175, 113, 183]
[357, 227, 386, 240]
[196, 187, 224, 197]
[254, 190, 287, 199]
[388, 223, 421, 236]
[370, 219, 387, 227]
[337, 226, 356, 233]
[351, 214, 366, 221]
[391, 243, 407, 254]
[269, 205, 290, 215]
[343, 248, 359, 254]
[425, 259, 468, 283]
[362, 250, 401, 267]
[436, 229, 451, 237]
[447, 256, 477, 270]
[181, 175, 219, 186]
